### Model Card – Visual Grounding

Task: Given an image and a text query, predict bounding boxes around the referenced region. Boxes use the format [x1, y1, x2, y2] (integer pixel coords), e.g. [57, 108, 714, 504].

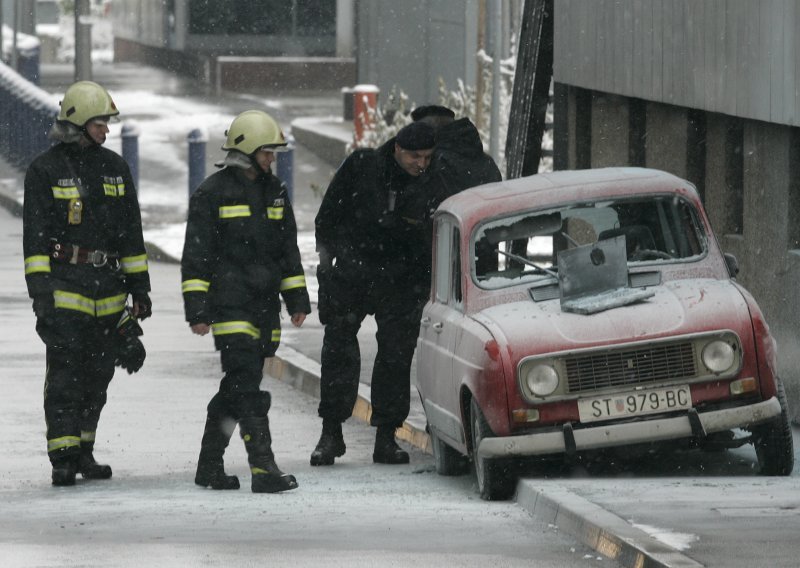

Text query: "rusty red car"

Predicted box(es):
[417, 167, 794, 500]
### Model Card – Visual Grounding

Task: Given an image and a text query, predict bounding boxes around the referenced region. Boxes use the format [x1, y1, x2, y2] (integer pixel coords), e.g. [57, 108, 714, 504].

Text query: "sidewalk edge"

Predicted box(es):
[516, 482, 704, 568]
[265, 345, 431, 454]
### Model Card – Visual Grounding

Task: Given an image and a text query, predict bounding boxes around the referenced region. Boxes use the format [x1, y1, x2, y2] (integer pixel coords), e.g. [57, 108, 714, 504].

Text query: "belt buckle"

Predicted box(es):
[89, 250, 108, 268]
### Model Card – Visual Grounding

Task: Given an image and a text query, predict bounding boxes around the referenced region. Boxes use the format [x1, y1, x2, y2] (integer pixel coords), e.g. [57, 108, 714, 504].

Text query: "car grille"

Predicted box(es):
[565, 342, 697, 393]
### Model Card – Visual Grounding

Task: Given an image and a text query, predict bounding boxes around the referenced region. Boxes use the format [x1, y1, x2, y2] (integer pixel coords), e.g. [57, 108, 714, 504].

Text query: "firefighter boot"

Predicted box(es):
[52, 455, 78, 486]
[78, 442, 113, 480]
[373, 426, 410, 464]
[195, 414, 240, 490]
[309, 419, 346, 466]
[240, 416, 298, 493]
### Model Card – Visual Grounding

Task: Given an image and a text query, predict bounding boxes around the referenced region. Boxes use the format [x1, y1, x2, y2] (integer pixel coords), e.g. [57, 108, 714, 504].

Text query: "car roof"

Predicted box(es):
[437, 167, 698, 225]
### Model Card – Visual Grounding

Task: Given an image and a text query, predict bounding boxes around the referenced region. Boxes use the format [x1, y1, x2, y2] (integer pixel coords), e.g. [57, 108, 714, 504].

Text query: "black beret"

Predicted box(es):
[410, 105, 455, 122]
[395, 121, 436, 150]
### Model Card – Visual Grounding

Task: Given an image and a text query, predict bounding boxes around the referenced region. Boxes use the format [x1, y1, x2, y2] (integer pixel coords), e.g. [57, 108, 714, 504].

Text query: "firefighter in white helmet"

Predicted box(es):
[181, 110, 310, 493]
[23, 80, 151, 486]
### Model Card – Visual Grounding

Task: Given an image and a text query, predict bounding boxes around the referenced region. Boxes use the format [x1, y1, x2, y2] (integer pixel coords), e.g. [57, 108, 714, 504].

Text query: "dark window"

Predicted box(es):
[189, 0, 335, 37]
[789, 128, 800, 250]
[724, 119, 744, 235]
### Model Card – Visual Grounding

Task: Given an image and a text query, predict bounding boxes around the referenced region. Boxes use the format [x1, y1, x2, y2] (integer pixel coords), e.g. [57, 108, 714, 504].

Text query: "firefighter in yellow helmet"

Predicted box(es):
[181, 110, 310, 493]
[23, 80, 151, 486]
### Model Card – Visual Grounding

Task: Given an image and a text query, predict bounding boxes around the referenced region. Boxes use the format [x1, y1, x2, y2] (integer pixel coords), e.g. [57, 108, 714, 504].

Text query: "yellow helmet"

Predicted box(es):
[222, 110, 288, 155]
[57, 81, 120, 126]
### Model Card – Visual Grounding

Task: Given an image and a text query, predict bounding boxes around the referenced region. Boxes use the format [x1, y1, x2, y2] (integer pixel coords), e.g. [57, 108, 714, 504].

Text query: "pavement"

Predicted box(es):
[2, 62, 800, 568]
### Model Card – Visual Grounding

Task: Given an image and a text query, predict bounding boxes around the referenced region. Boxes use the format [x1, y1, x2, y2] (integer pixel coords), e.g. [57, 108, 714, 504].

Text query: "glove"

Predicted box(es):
[132, 292, 152, 320]
[32, 294, 55, 320]
[114, 308, 146, 374]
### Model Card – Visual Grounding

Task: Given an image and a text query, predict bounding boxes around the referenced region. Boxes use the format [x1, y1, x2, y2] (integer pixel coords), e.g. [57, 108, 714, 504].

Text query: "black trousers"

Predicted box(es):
[318, 273, 427, 428]
[39, 313, 116, 464]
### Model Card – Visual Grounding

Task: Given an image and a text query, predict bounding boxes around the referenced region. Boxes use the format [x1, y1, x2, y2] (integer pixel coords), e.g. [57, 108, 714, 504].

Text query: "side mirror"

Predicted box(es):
[724, 253, 739, 278]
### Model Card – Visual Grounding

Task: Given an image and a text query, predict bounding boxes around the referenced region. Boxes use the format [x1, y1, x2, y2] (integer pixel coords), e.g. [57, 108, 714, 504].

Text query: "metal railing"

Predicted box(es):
[0, 60, 57, 170]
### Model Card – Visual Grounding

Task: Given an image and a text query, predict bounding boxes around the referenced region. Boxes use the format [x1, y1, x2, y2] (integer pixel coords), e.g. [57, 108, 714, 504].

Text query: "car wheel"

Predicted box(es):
[470, 398, 516, 500]
[429, 425, 469, 476]
[753, 378, 795, 476]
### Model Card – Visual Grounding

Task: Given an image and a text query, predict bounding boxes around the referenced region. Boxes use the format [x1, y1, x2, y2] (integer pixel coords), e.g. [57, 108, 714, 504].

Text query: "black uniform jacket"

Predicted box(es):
[181, 166, 310, 329]
[315, 138, 430, 293]
[23, 142, 150, 318]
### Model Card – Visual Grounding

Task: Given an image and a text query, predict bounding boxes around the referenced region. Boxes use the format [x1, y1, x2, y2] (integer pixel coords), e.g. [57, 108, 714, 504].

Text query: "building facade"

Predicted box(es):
[551, 0, 800, 419]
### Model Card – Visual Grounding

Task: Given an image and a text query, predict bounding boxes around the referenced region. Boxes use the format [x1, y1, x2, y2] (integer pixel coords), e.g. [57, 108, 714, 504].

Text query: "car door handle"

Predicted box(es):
[420, 317, 431, 327]
[432, 322, 443, 332]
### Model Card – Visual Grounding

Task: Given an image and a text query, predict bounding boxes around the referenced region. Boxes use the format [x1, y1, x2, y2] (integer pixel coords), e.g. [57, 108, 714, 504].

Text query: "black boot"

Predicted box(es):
[195, 414, 240, 490]
[240, 416, 298, 493]
[373, 426, 409, 464]
[52, 456, 78, 486]
[310, 419, 346, 466]
[77, 443, 112, 480]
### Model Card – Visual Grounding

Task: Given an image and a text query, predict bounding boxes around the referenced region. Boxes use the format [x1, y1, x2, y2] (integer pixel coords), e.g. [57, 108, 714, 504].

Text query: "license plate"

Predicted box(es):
[577, 385, 692, 423]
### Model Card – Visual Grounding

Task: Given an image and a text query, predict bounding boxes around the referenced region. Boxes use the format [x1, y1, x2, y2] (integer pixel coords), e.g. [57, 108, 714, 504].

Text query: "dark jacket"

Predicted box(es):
[315, 138, 430, 283]
[181, 167, 310, 326]
[23, 142, 150, 315]
[428, 117, 502, 206]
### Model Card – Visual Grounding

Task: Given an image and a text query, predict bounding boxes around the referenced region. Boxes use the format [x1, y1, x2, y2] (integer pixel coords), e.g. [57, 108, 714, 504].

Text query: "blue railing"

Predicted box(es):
[0, 60, 57, 170]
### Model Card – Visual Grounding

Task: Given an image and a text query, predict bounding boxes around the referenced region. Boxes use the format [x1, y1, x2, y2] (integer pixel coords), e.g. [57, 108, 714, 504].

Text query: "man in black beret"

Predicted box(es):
[311, 122, 436, 467]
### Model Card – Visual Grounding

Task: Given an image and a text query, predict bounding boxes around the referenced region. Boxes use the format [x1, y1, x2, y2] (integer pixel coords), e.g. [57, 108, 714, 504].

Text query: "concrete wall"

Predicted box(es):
[558, 85, 800, 421]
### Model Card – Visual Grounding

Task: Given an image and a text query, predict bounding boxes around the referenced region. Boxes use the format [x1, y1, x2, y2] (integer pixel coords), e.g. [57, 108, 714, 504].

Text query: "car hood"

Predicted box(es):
[471, 278, 751, 352]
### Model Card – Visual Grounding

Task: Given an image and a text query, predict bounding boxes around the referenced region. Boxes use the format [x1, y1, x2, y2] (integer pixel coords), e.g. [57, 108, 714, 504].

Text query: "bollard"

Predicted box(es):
[341, 86, 354, 121]
[352, 84, 379, 146]
[276, 134, 294, 203]
[187, 128, 208, 198]
[121, 122, 140, 189]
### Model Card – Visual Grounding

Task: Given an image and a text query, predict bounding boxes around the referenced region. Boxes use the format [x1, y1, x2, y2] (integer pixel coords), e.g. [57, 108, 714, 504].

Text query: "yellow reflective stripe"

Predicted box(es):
[53, 291, 127, 317]
[54, 290, 95, 316]
[280, 275, 306, 291]
[271, 328, 281, 342]
[48, 435, 81, 452]
[182, 279, 210, 293]
[103, 183, 117, 196]
[267, 207, 284, 220]
[121, 254, 148, 274]
[24, 255, 51, 274]
[80, 431, 96, 443]
[211, 321, 261, 339]
[95, 294, 127, 317]
[51, 186, 80, 199]
[219, 205, 251, 218]
[251, 467, 271, 474]
[117, 183, 126, 196]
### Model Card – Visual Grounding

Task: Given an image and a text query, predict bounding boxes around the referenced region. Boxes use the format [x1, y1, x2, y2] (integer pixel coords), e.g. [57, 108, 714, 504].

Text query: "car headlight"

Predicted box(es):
[702, 340, 735, 373]
[525, 364, 559, 397]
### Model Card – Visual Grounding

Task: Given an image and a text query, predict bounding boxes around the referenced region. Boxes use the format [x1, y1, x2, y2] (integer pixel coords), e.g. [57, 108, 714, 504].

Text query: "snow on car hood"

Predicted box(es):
[471, 278, 751, 351]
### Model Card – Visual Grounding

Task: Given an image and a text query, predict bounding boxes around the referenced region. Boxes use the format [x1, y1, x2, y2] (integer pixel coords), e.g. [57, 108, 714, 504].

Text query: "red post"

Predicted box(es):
[352, 84, 380, 146]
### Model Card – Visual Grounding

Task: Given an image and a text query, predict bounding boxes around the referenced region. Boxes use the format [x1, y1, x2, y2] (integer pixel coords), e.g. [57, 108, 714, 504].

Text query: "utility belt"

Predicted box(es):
[51, 242, 120, 270]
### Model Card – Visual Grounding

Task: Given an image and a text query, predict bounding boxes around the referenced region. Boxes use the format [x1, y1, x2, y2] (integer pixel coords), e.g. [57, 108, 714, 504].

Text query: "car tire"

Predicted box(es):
[429, 425, 469, 476]
[754, 377, 795, 476]
[470, 398, 516, 501]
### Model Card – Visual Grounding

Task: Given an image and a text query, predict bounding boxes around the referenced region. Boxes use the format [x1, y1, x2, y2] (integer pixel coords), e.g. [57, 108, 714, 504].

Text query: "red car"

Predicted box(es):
[417, 167, 794, 500]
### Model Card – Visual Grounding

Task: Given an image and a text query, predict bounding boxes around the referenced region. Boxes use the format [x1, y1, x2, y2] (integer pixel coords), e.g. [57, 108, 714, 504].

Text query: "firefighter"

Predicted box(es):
[311, 121, 436, 466]
[23, 80, 152, 487]
[181, 110, 310, 494]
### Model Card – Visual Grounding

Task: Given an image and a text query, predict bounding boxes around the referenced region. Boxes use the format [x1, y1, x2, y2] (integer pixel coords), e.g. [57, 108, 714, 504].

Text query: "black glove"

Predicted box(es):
[114, 309, 146, 374]
[132, 292, 152, 320]
[32, 294, 55, 320]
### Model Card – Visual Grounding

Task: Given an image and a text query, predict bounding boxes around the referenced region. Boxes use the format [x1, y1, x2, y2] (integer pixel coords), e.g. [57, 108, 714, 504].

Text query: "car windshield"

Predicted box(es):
[473, 194, 707, 289]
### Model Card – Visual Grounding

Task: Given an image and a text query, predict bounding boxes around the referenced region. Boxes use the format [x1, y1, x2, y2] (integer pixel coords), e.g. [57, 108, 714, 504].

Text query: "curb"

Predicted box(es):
[264, 345, 431, 454]
[516, 482, 702, 568]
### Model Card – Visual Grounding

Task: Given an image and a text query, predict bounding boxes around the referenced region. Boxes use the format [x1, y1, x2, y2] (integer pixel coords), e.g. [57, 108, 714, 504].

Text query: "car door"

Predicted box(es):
[418, 215, 465, 447]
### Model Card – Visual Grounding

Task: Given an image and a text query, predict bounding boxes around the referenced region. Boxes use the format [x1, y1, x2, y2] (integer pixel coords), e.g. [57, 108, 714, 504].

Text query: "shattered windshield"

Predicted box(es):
[473, 194, 707, 289]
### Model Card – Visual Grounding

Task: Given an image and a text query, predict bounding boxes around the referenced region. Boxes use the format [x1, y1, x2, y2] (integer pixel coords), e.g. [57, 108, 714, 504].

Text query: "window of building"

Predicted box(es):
[188, 0, 335, 37]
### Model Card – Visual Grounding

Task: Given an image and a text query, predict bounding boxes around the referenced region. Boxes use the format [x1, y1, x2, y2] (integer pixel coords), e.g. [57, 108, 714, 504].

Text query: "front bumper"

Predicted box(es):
[478, 397, 781, 459]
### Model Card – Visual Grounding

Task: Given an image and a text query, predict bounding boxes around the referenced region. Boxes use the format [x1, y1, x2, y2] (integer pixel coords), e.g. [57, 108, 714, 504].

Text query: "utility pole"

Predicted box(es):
[74, 0, 92, 81]
[475, 0, 486, 133]
[489, 0, 503, 162]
